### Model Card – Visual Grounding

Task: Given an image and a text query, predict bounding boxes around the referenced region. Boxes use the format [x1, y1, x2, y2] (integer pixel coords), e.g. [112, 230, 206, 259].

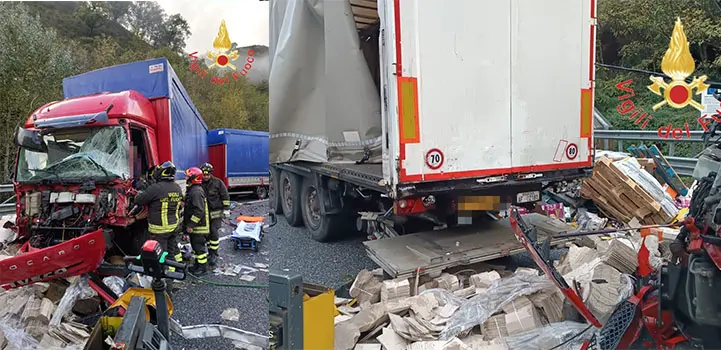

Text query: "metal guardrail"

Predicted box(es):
[594, 130, 700, 177]
[0, 184, 14, 216]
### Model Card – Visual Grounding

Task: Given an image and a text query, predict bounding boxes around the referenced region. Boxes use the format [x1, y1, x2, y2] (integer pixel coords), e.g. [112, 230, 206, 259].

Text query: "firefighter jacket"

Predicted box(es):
[134, 180, 183, 234]
[202, 176, 230, 220]
[184, 184, 210, 234]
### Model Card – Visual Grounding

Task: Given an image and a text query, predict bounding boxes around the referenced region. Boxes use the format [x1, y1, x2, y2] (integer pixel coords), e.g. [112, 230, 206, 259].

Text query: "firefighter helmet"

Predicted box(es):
[200, 162, 214, 175]
[147, 165, 160, 181]
[158, 161, 176, 181]
[185, 167, 204, 185]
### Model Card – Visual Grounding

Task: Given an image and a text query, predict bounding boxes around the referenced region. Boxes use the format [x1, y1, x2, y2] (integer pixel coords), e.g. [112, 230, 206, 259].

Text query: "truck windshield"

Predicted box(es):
[16, 126, 130, 182]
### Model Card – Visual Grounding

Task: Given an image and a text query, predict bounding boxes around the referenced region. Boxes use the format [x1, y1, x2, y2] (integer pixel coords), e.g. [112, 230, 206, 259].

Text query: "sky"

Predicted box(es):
[156, 0, 269, 54]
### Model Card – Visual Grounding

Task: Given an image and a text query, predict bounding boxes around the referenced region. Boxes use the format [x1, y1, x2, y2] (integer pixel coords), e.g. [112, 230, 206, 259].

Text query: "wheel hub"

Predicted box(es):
[307, 188, 321, 226]
[283, 179, 293, 210]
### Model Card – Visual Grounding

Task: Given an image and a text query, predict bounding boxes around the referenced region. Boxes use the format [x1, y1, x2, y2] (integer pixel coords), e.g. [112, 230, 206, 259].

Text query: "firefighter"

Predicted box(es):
[147, 164, 161, 185]
[184, 167, 211, 275]
[132, 164, 160, 192]
[133, 161, 183, 269]
[199, 162, 230, 268]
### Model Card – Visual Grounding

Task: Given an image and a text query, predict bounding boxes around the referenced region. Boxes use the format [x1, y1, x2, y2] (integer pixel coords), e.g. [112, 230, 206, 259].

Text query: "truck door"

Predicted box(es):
[382, 0, 595, 186]
[129, 126, 152, 178]
[509, 0, 595, 171]
[383, 0, 513, 185]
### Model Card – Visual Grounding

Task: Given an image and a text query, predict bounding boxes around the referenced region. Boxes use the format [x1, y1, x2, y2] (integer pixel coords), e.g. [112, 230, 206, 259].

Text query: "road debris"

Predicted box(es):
[339, 151, 691, 349]
[0, 276, 93, 349]
[240, 275, 257, 282]
[221, 308, 240, 322]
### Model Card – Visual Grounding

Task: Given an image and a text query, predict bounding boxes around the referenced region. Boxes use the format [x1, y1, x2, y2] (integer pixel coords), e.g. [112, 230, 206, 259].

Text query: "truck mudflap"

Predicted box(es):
[508, 207, 602, 328]
[0, 228, 106, 290]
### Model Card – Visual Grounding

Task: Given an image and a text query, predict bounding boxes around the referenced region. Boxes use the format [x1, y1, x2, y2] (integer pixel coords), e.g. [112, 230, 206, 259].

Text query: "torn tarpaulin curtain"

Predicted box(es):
[269, 0, 382, 164]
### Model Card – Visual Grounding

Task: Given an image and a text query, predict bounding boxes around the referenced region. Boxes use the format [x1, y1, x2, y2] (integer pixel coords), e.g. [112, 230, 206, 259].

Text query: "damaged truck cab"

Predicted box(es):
[2, 59, 208, 290]
[14, 91, 153, 237]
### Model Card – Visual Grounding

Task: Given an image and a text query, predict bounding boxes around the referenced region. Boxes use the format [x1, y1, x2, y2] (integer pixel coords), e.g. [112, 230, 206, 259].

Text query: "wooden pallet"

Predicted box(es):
[581, 157, 672, 225]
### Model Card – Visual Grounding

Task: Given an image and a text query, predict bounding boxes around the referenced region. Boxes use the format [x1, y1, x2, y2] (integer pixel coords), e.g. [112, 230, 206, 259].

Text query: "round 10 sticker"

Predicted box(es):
[425, 149, 444, 170]
[566, 143, 578, 160]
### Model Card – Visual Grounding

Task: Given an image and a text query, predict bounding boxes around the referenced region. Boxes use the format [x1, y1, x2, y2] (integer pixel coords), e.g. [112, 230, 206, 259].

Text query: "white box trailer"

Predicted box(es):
[269, 0, 597, 275]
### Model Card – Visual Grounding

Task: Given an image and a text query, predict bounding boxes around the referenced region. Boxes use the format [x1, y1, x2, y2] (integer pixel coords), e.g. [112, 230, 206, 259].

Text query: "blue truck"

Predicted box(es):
[207, 128, 269, 199]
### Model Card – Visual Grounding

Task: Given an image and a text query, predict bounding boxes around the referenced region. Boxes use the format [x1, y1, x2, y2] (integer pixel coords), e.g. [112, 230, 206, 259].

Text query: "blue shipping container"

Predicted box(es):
[207, 129, 269, 189]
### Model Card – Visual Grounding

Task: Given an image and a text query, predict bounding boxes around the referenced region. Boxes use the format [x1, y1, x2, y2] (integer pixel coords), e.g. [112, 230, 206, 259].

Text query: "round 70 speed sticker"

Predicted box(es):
[425, 149, 444, 170]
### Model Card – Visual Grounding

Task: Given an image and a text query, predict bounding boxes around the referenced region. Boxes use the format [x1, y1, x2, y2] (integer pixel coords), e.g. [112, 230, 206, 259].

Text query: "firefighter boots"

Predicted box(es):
[208, 251, 219, 269]
[188, 262, 208, 276]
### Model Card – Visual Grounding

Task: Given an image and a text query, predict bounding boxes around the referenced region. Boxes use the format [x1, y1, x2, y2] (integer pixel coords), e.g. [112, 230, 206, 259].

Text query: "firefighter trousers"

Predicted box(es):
[149, 230, 183, 271]
[190, 234, 208, 266]
[208, 218, 222, 256]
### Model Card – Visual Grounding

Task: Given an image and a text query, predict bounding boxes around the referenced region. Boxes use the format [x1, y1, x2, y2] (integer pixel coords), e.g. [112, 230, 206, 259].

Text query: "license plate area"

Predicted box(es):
[516, 190, 540, 204]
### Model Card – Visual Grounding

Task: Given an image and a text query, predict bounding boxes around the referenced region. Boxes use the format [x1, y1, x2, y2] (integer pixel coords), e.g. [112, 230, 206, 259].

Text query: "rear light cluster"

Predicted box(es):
[394, 195, 436, 215]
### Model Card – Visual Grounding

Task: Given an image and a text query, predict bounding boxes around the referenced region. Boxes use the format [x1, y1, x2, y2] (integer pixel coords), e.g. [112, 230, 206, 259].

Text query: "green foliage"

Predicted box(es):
[596, 0, 721, 158]
[0, 2, 77, 180]
[0, 1, 268, 183]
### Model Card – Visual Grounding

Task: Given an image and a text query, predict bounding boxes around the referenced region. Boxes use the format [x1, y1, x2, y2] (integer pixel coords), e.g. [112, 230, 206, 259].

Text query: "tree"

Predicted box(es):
[74, 1, 110, 36]
[0, 2, 76, 181]
[150, 13, 191, 52]
[106, 1, 131, 22]
[125, 1, 164, 43]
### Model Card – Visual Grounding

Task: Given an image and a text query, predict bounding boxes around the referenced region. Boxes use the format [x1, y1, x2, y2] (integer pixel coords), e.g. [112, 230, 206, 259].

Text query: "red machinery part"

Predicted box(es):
[508, 209, 602, 328]
[0, 228, 106, 290]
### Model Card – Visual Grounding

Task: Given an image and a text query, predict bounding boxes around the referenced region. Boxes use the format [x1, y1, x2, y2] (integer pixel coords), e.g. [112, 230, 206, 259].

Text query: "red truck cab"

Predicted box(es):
[2, 59, 208, 290]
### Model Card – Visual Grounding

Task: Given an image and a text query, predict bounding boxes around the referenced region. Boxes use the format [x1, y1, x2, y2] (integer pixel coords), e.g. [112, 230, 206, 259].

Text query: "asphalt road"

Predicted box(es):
[266, 213, 377, 289]
[170, 197, 270, 350]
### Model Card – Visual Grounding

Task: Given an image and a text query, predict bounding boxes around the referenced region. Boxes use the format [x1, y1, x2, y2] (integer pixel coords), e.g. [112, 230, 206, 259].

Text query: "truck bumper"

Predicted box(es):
[0, 228, 106, 290]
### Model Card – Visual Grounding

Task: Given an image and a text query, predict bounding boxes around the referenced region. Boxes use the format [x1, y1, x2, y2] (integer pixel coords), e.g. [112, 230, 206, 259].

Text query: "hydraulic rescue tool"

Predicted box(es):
[86, 240, 186, 350]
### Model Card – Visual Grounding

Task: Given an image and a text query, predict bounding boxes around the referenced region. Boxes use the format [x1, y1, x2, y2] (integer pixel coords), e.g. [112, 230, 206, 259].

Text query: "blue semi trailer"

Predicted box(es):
[207, 128, 269, 198]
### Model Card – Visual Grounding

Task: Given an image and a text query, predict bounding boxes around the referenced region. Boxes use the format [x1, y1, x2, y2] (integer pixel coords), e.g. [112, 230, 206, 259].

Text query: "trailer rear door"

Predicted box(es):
[381, 0, 596, 187]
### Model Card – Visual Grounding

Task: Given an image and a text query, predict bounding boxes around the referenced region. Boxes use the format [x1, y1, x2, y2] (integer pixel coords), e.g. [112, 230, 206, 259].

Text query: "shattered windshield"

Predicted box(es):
[16, 126, 130, 182]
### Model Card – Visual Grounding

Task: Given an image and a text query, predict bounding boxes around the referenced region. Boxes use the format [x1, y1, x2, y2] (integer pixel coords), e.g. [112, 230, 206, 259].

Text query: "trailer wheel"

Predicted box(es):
[280, 171, 303, 226]
[301, 179, 341, 242]
[269, 168, 283, 214]
[256, 186, 268, 199]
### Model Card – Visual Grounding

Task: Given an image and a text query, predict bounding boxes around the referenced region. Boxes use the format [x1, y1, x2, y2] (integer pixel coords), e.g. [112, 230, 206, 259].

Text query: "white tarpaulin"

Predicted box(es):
[269, 0, 382, 164]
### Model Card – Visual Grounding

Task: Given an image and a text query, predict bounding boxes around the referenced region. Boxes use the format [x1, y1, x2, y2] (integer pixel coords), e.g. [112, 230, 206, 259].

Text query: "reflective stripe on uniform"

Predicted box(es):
[148, 223, 179, 234]
[208, 239, 220, 251]
[191, 215, 201, 223]
[174, 253, 183, 262]
[161, 201, 168, 228]
[196, 253, 208, 264]
[192, 201, 211, 234]
[222, 200, 230, 206]
[210, 210, 222, 219]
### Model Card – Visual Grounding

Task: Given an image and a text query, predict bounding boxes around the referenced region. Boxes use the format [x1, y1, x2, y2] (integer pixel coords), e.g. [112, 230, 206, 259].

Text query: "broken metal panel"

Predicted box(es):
[363, 214, 577, 279]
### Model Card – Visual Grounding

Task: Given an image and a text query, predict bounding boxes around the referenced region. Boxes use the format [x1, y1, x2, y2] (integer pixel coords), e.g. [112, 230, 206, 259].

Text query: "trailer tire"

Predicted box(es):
[280, 171, 303, 226]
[269, 168, 283, 214]
[301, 179, 341, 242]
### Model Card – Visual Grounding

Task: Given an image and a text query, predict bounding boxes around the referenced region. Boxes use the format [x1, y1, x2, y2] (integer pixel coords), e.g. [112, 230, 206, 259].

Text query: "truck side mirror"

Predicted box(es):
[13, 126, 47, 153]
